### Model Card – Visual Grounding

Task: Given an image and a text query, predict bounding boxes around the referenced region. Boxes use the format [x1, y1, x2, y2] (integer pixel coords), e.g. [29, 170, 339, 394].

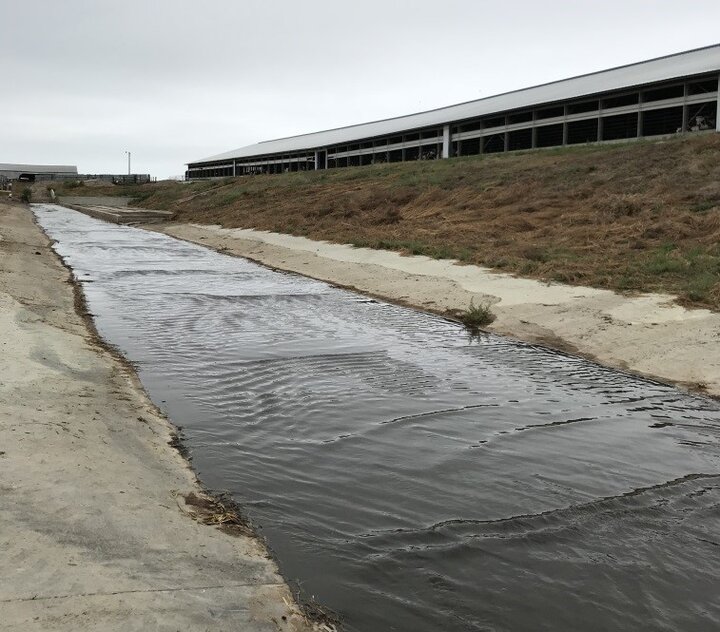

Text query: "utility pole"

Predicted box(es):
[125, 151, 131, 176]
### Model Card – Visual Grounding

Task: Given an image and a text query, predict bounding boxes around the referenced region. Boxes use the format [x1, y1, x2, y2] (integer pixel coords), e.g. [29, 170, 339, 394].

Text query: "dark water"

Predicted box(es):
[35, 205, 720, 632]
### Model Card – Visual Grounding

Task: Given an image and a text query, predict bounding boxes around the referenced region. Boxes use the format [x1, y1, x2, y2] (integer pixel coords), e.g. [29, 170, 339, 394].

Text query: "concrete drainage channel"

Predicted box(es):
[35, 204, 720, 632]
[59, 196, 174, 224]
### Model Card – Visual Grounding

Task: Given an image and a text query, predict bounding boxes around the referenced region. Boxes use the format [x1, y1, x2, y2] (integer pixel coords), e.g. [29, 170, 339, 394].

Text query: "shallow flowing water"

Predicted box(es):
[35, 205, 720, 631]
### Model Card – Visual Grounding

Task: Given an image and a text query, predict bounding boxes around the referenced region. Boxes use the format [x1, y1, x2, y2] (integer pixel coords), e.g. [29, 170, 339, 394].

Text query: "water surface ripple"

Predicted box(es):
[35, 205, 720, 631]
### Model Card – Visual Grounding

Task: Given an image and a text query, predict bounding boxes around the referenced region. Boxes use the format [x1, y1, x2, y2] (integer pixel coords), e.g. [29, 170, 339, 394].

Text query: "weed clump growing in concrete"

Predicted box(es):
[459, 300, 496, 333]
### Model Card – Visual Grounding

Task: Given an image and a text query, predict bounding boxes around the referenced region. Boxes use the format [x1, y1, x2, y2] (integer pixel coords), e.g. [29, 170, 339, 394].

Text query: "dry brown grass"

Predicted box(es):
[66, 134, 720, 308]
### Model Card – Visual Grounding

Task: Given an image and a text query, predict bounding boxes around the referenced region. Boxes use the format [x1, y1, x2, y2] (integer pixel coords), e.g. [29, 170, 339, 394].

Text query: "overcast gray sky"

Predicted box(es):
[2, 0, 719, 178]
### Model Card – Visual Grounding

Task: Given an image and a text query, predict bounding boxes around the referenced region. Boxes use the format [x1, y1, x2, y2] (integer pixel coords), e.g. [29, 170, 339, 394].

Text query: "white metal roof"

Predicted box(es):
[0, 163, 78, 174]
[190, 44, 720, 165]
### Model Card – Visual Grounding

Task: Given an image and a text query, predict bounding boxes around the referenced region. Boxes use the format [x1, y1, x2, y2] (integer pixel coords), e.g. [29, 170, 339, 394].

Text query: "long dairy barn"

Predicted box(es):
[186, 44, 720, 179]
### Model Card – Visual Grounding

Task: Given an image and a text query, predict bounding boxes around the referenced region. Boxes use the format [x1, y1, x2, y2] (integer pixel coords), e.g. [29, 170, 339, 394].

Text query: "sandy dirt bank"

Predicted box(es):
[155, 222, 720, 398]
[0, 201, 319, 631]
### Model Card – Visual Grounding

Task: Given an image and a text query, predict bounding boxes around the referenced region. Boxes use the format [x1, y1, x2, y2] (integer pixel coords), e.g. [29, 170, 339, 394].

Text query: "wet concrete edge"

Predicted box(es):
[29, 205, 341, 630]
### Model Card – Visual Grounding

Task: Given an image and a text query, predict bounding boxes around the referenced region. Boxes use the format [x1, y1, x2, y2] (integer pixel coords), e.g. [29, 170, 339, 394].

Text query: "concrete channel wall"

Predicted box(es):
[0, 201, 322, 631]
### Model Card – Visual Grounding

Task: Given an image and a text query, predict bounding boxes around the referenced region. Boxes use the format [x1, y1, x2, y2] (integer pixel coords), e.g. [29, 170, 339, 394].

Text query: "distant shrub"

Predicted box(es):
[459, 300, 496, 333]
[63, 180, 84, 189]
[20, 188, 32, 203]
[129, 191, 154, 206]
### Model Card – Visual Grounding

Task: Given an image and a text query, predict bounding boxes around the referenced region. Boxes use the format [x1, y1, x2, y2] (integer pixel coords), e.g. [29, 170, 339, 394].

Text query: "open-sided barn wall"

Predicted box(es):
[0, 164, 78, 181]
[186, 45, 720, 179]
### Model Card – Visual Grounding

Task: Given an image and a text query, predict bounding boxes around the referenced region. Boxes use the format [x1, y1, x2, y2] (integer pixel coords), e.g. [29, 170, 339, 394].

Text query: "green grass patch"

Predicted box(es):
[684, 272, 718, 302]
[691, 200, 718, 213]
[216, 189, 249, 205]
[350, 238, 469, 261]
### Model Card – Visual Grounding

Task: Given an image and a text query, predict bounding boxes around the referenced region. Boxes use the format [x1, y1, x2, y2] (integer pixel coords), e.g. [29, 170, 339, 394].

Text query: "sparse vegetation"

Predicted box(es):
[20, 188, 32, 203]
[51, 134, 720, 309]
[458, 300, 496, 333]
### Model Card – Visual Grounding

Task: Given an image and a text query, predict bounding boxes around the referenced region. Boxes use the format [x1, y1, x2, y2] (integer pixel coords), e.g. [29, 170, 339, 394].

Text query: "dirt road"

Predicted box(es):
[0, 200, 318, 631]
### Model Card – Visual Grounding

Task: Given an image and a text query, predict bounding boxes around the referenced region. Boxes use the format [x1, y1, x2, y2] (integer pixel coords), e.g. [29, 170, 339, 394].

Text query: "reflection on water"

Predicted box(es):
[35, 205, 720, 632]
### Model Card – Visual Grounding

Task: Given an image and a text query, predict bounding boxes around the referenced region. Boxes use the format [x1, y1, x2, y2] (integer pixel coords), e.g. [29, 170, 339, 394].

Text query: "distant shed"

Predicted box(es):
[0, 163, 78, 182]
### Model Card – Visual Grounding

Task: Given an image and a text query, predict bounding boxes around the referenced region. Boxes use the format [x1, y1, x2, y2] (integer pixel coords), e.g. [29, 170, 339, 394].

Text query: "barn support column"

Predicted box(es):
[314, 149, 327, 170]
[232, 160, 236, 177]
[441, 124, 451, 158]
[717, 73, 720, 131]
[531, 112, 537, 148]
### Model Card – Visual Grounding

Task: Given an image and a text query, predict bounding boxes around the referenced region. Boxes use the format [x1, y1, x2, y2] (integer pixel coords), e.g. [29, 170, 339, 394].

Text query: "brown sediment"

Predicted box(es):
[182, 492, 255, 536]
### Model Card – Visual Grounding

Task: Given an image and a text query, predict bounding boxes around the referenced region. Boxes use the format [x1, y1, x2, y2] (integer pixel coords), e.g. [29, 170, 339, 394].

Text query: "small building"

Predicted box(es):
[0, 163, 78, 182]
[186, 44, 720, 179]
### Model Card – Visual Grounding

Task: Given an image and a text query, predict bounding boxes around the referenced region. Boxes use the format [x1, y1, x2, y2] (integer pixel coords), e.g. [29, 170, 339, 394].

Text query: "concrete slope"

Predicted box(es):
[0, 201, 319, 631]
[63, 202, 174, 224]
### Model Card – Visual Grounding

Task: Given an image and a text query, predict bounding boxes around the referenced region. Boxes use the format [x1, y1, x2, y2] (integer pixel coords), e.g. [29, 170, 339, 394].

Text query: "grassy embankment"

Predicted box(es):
[60, 134, 720, 309]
